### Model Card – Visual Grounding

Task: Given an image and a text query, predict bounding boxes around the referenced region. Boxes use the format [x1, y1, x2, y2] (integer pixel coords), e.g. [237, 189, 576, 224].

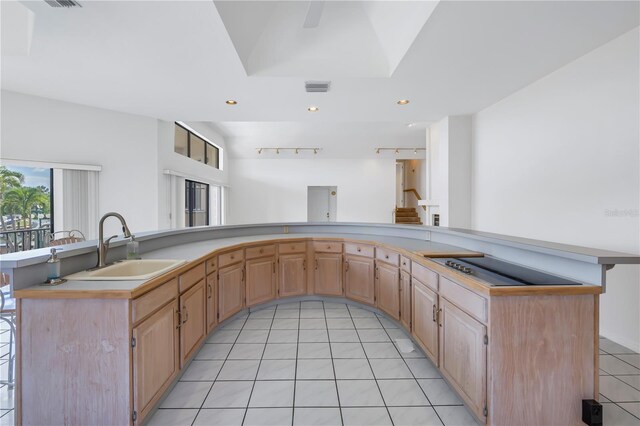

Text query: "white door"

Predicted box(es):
[308, 187, 331, 222]
[396, 162, 404, 207]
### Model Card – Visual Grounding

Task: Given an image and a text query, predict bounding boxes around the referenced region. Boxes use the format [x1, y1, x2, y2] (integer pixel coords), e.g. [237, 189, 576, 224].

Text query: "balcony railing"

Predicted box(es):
[0, 227, 51, 254]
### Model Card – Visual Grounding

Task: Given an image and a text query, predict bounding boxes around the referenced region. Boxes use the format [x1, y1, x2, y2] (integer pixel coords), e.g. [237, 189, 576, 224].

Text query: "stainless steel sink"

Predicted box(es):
[65, 259, 187, 281]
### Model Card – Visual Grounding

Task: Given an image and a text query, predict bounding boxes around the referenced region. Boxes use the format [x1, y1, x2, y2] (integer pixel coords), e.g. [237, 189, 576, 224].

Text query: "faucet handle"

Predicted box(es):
[104, 235, 118, 247]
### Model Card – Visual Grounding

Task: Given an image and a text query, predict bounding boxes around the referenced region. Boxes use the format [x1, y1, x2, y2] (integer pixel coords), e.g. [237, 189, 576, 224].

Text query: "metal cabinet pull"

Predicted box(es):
[438, 308, 443, 327]
[345, 261, 349, 272]
[208, 283, 213, 299]
[241, 268, 245, 282]
[176, 310, 182, 329]
[315, 259, 319, 270]
[182, 306, 189, 324]
[303, 259, 306, 270]
[432, 304, 436, 322]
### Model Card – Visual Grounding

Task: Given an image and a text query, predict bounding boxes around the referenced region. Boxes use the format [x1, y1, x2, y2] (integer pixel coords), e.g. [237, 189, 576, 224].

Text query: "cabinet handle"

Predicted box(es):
[176, 310, 182, 329]
[357, 247, 361, 252]
[208, 283, 213, 299]
[241, 268, 245, 282]
[315, 259, 318, 270]
[303, 259, 306, 270]
[345, 261, 349, 272]
[259, 248, 263, 253]
[327, 245, 331, 250]
[438, 308, 443, 327]
[183, 306, 189, 324]
[385, 255, 389, 259]
[432, 304, 436, 322]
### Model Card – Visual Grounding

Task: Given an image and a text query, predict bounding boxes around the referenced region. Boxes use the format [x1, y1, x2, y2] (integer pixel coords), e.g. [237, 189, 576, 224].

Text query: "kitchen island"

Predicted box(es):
[3, 223, 639, 425]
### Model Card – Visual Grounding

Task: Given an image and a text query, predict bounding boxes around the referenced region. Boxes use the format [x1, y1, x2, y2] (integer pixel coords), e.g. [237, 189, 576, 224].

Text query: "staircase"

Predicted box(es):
[395, 207, 423, 225]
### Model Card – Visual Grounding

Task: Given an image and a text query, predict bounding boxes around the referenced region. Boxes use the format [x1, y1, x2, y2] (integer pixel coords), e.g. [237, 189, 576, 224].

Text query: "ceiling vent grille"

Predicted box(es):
[44, 0, 82, 8]
[305, 81, 330, 93]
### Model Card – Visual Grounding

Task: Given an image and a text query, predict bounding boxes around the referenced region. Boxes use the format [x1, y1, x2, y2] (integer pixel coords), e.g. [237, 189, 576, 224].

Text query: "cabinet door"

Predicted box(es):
[315, 253, 343, 296]
[344, 255, 375, 305]
[376, 262, 400, 320]
[133, 300, 179, 422]
[218, 263, 245, 322]
[179, 280, 206, 367]
[246, 257, 276, 306]
[399, 271, 411, 330]
[206, 273, 217, 334]
[439, 297, 487, 421]
[279, 254, 307, 297]
[412, 280, 438, 364]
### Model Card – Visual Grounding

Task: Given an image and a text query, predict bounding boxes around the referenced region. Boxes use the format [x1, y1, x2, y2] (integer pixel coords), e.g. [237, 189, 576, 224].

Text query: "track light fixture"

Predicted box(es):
[375, 148, 427, 155]
[256, 147, 322, 155]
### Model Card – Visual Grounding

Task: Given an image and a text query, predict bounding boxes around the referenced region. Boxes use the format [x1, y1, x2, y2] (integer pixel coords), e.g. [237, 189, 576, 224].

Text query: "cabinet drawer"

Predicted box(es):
[246, 245, 276, 260]
[440, 277, 487, 323]
[218, 249, 244, 268]
[206, 256, 217, 274]
[278, 242, 306, 254]
[132, 278, 178, 324]
[313, 241, 343, 253]
[376, 247, 399, 266]
[401, 256, 411, 273]
[344, 243, 374, 258]
[179, 262, 205, 293]
[412, 262, 438, 292]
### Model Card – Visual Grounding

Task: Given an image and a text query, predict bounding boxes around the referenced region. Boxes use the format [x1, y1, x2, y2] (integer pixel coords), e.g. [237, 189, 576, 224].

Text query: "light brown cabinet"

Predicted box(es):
[412, 279, 439, 364]
[246, 256, 276, 306]
[132, 300, 180, 422]
[206, 273, 217, 334]
[344, 255, 375, 305]
[399, 270, 411, 330]
[314, 253, 343, 296]
[439, 297, 487, 421]
[218, 263, 245, 322]
[278, 253, 307, 297]
[376, 261, 400, 320]
[179, 280, 206, 367]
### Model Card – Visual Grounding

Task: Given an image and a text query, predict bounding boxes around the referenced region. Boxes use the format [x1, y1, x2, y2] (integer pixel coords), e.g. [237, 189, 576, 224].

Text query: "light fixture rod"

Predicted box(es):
[256, 147, 322, 155]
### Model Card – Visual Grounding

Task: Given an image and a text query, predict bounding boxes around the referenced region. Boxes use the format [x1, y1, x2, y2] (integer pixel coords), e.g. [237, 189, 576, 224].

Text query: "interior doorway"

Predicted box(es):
[307, 186, 337, 222]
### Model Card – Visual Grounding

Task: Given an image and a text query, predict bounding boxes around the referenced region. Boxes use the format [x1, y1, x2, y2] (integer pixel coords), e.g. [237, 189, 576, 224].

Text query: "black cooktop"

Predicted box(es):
[432, 257, 582, 286]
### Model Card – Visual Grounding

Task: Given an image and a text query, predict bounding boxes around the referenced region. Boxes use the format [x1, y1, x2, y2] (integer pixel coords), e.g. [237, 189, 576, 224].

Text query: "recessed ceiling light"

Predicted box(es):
[225, 100, 238, 105]
[308, 106, 319, 112]
[397, 99, 410, 105]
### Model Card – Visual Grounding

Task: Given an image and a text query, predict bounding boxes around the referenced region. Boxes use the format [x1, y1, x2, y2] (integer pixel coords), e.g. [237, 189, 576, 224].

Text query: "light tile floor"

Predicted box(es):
[599, 337, 640, 425]
[149, 301, 475, 426]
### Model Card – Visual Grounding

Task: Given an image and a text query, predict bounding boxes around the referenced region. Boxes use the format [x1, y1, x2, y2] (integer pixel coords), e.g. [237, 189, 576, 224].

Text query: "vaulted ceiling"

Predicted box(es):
[2, 0, 638, 157]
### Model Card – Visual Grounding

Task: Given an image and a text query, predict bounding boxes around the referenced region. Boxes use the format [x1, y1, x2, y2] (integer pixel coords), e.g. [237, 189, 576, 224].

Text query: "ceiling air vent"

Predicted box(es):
[305, 81, 330, 93]
[44, 0, 82, 8]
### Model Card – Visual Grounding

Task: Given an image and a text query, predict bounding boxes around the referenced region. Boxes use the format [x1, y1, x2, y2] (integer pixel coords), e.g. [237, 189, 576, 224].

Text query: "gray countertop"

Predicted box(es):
[16, 233, 475, 294]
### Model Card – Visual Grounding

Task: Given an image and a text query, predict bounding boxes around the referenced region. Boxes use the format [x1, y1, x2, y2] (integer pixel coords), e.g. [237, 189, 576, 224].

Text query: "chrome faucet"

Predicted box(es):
[97, 212, 133, 268]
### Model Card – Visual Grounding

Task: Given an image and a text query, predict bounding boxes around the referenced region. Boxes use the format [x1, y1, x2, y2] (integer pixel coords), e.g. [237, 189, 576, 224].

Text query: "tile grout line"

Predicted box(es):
[291, 302, 302, 426]
[376, 313, 448, 426]
[322, 301, 345, 426]
[240, 307, 277, 426]
[190, 313, 249, 426]
[348, 306, 396, 426]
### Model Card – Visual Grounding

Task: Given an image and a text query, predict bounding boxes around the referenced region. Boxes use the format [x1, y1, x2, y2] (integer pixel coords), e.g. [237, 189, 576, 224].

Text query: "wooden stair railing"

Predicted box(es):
[403, 188, 426, 211]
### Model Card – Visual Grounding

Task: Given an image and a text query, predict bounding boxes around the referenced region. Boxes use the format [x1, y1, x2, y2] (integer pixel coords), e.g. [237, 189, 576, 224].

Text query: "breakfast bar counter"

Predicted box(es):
[3, 222, 639, 426]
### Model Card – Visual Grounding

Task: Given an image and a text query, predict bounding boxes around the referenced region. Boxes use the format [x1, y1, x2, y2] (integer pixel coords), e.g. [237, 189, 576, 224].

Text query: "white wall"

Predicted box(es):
[0, 91, 228, 237]
[427, 115, 472, 228]
[1, 90, 159, 236]
[471, 28, 640, 351]
[228, 159, 395, 224]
